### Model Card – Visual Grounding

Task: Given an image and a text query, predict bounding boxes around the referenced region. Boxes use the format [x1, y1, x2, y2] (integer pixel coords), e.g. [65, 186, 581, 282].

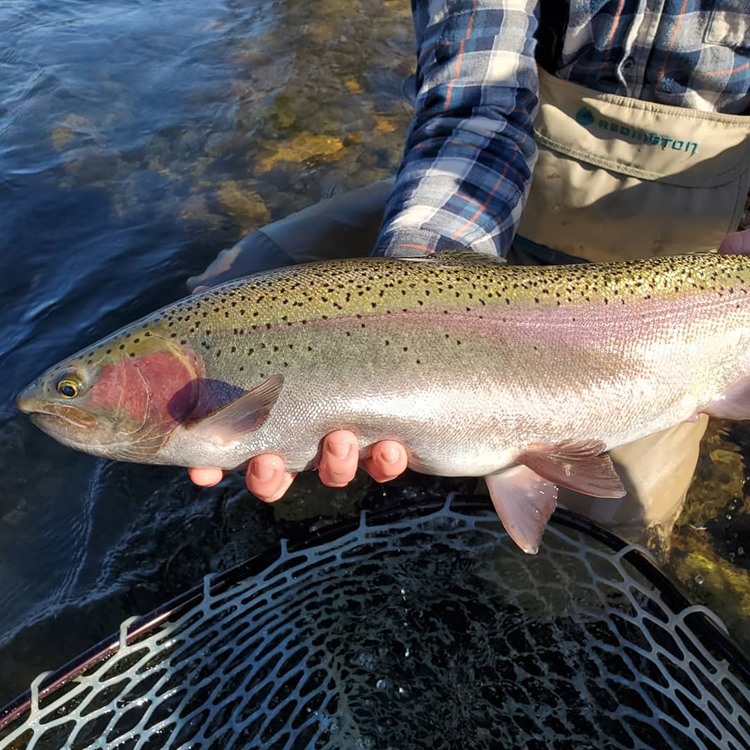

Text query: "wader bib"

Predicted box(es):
[516, 68, 750, 262]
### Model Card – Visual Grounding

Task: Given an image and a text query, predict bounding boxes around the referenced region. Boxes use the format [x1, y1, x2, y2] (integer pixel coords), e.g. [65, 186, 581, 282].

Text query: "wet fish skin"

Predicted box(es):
[16, 253, 750, 553]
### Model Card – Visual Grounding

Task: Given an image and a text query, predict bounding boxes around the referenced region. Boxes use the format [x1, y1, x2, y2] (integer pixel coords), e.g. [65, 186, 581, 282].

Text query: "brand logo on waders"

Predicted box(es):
[573, 107, 699, 156]
[575, 107, 594, 126]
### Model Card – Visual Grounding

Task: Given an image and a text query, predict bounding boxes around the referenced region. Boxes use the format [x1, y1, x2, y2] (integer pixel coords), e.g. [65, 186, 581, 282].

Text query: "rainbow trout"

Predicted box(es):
[16, 253, 750, 553]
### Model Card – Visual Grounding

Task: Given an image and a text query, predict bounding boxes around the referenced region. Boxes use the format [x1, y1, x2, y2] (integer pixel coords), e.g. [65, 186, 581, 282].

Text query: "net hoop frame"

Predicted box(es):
[1, 495, 748, 734]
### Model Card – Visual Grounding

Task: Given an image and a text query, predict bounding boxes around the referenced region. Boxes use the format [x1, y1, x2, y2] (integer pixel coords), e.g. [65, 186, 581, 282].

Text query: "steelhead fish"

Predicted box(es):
[16, 253, 750, 553]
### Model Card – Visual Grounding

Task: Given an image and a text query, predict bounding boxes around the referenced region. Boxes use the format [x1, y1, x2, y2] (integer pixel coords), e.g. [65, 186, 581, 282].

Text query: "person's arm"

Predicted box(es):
[190, 0, 542, 499]
[375, 0, 540, 258]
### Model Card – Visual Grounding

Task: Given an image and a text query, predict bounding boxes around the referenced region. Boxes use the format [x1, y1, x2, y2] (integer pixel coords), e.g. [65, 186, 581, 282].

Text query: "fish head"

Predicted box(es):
[16, 327, 202, 462]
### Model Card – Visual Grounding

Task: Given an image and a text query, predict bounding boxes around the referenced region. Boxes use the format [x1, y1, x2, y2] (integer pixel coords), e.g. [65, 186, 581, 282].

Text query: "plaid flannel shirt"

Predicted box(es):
[374, 0, 750, 259]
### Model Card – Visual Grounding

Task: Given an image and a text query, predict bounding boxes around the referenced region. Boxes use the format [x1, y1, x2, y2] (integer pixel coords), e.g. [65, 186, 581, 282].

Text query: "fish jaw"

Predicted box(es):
[17, 387, 96, 428]
[17, 390, 100, 450]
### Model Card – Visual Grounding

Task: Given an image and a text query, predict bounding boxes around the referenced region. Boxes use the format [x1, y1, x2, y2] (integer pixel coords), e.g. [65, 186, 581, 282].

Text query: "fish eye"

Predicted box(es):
[56, 378, 81, 399]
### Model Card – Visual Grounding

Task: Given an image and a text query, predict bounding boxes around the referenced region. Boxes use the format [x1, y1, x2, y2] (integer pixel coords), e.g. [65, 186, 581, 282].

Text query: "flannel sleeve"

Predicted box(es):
[373, 0, 540, 258]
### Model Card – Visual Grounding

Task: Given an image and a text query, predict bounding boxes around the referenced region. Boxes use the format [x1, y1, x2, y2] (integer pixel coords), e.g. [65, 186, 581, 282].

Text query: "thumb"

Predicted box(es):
[719, 229, 750, 255]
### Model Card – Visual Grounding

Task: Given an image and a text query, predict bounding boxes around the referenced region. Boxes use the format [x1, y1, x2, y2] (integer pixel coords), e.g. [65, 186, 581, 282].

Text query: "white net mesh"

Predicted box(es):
[1, 497, 749, 750]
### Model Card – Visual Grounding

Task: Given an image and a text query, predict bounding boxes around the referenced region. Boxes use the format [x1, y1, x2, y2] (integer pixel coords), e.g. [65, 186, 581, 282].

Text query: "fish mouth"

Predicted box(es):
[17, 395, 97, 430]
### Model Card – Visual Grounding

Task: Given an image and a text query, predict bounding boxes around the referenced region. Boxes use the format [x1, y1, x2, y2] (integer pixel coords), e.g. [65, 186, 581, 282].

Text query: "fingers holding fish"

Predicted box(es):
[187, 466, 225, 487]
[719, 228, 750, 255]
[318, 430, 359, 487]
[186, 430, 408, 499]
[362, 441, 409, 483]
[185, 460, 293, 502]
[318, 432, 409, 486]
[246, 454, 297, 502]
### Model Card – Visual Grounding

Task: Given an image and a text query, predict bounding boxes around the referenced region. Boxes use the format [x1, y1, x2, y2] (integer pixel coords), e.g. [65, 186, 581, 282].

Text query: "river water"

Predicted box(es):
[0, 0, 747, 710]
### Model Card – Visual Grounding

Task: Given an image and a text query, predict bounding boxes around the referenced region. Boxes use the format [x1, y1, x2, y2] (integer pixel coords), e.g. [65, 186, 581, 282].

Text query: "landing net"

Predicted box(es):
[1, 496, 748, 749]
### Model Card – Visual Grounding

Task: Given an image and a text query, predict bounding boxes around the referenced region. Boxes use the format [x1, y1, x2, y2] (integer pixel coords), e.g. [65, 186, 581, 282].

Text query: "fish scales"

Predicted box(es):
[17, 252, 750, 552]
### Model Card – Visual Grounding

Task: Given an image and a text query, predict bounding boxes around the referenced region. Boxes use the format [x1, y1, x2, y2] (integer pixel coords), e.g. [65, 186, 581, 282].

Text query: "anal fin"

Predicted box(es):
[485, 467, 558, 555]
[519, 439, 625, 499]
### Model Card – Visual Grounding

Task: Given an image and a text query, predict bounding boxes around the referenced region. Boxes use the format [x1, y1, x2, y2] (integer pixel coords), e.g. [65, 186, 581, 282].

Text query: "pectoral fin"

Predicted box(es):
[485, 467, 558, 555]
[519, 439, 625, 498]
[186, 374, 284, 446]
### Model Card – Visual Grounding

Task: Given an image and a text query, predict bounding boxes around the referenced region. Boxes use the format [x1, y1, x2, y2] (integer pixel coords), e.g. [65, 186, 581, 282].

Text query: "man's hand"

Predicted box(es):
[187, 431, 408, 502]
[719, 228, 750, 255]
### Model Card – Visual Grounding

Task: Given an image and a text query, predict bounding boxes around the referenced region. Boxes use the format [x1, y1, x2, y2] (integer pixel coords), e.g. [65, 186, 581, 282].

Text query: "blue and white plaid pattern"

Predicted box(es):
[374, 0, 750, 259]
[562, 0, 750, 113]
